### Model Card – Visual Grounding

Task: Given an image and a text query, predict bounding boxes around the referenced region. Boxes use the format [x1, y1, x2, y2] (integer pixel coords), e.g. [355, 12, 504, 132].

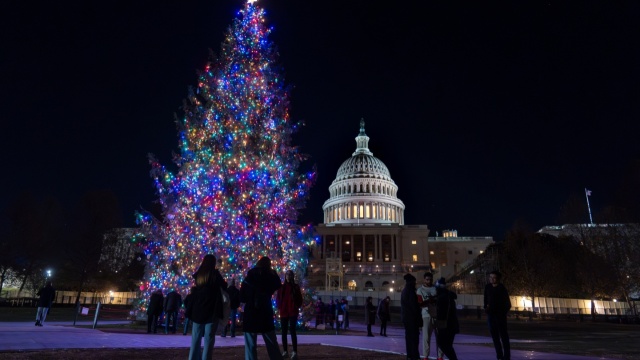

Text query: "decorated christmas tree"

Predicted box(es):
[135, 0, 315, 311]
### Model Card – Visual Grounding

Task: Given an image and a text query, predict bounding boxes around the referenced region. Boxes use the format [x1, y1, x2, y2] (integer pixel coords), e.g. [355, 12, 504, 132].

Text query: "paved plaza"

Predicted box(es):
[0, 319, 612, 359]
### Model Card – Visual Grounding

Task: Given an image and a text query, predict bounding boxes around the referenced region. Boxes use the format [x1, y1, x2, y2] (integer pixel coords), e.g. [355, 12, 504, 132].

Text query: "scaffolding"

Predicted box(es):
[325, 256, 343, 291]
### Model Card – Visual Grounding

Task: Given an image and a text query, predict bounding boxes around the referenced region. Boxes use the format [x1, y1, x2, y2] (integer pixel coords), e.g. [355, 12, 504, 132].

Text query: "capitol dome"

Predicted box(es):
[322, 120, 405, 224]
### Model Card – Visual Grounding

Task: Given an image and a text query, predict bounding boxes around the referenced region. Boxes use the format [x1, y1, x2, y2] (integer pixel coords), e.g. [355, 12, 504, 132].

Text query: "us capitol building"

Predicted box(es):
[306, 120, 493, 291]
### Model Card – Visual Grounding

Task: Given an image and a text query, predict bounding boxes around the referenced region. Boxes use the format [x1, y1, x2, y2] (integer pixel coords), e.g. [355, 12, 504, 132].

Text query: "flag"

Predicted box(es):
[586, 189, 592, 196]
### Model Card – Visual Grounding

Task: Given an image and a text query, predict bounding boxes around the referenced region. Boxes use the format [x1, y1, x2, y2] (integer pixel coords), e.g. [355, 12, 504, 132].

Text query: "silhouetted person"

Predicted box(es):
[401, 273, 421, 360]
[240, 256, 283, 360]
[435, 277, 459, 360]
[314, 298, 325, 328]
[35, 281, 55, 326]
[341, 298, 350, 329]
[147, 289, 164, 333]
[377, 296, 390, 336]
[164, 289, 183, 334]
[183, 287, 195, 335]
[484, 270, 511, 360]
[364, 296, 376, 337]
[186, 254, 227, 360]
[221, 279, 240, 338]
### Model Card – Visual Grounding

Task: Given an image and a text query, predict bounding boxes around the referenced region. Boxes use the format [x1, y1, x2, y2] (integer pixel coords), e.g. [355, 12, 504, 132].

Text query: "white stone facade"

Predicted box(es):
[322, 119, 405, 225]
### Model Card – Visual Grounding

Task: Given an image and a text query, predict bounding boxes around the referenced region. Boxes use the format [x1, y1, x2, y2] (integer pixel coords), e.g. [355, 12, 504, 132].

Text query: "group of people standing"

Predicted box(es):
[147, 254, 303, 360]
[313, 297, 350, 329]
[401, 270, 512, 360]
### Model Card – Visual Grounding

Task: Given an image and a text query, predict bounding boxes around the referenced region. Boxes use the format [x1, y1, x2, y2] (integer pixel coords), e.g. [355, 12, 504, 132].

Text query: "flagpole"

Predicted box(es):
[585, 188, 594, 226]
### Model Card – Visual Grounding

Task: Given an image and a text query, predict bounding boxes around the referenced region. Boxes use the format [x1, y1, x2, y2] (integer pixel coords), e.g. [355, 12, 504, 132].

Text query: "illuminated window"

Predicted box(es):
[429, 250, 434, 255]
[412, 254, 418, 262]
[356, 251, 362, 261]
[366, 204, 370, 218]
[411, 240, 417, 245]
[348, 280, 357, 290]
[359, 204, 364, 218]
[431, 262, 436, 269]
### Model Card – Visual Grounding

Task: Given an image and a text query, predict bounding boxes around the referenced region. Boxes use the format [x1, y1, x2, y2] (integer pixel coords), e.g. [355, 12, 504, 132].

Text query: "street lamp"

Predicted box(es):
[46, 269, 52, 279]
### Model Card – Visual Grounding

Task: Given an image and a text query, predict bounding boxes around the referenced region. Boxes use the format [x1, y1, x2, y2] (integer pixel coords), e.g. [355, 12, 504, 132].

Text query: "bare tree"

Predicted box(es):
[501, 221, 564, 318]
[61, 190, 122, 307]
[5, 193, 62, 296]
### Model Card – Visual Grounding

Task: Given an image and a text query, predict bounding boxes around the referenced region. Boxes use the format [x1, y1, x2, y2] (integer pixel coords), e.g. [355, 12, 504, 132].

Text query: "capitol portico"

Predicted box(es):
[307, 120, 493, 291]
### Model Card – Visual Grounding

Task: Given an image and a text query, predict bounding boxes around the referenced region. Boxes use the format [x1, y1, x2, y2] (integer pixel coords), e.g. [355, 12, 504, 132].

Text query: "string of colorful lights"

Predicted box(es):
[134, 0, 315, 313]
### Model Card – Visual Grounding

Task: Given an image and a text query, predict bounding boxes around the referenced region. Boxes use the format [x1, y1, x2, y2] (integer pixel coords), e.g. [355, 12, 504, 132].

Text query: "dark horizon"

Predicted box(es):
[2, 1, 639, 239]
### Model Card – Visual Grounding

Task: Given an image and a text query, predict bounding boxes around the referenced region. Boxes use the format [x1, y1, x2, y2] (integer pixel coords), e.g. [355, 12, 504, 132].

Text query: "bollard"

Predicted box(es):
[73, 301, 80, 326]
[92, 302, 101, 329]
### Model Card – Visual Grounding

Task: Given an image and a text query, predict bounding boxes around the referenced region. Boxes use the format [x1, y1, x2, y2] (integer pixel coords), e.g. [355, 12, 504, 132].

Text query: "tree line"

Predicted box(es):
[0, 190, 145, 304]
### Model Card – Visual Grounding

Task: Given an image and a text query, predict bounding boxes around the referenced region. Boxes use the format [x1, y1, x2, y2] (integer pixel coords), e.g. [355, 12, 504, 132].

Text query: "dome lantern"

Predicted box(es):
[353, 118, 373, 156]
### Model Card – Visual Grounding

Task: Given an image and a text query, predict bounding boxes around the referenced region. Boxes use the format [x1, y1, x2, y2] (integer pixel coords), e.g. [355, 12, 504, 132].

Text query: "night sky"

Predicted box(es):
[2, 1, 639, 239]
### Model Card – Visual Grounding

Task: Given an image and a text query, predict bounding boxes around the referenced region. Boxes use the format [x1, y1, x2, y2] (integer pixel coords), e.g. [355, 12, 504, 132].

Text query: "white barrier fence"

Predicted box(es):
[314, 290, 637, 316]
[4, 287, 635, 316]
[2, 289, 141, 306]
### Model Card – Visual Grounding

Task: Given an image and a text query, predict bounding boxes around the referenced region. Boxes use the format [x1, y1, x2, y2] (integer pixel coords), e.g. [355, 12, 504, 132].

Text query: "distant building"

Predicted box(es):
[99, 228, 138, 272]
[537, 223, 629, 238]
[306, 121, 493, 291]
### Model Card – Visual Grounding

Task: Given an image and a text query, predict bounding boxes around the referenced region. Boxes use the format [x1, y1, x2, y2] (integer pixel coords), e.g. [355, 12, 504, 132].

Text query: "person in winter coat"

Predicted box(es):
[484, 270, 511, 360]
[341, 298, 350, 329]
[183, 287, 195, 335]
[277, 270, 303, 359]
[334, 299, 344, 329]
[186, 254, 227, 360]
[377, 296, 391, 336]
[435, 277, 459, 360]
[240, 256, 283, 360]
[401, 273, 421, 360]
[314, 298, 325, 327]
[147, 289, 164, 333]
[327, 299, 335, 329]
[364, 296, 376, 337]
[222, 278, 240, 338]
[35, 281, 55, 326]
[164, 289, 183, 334]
